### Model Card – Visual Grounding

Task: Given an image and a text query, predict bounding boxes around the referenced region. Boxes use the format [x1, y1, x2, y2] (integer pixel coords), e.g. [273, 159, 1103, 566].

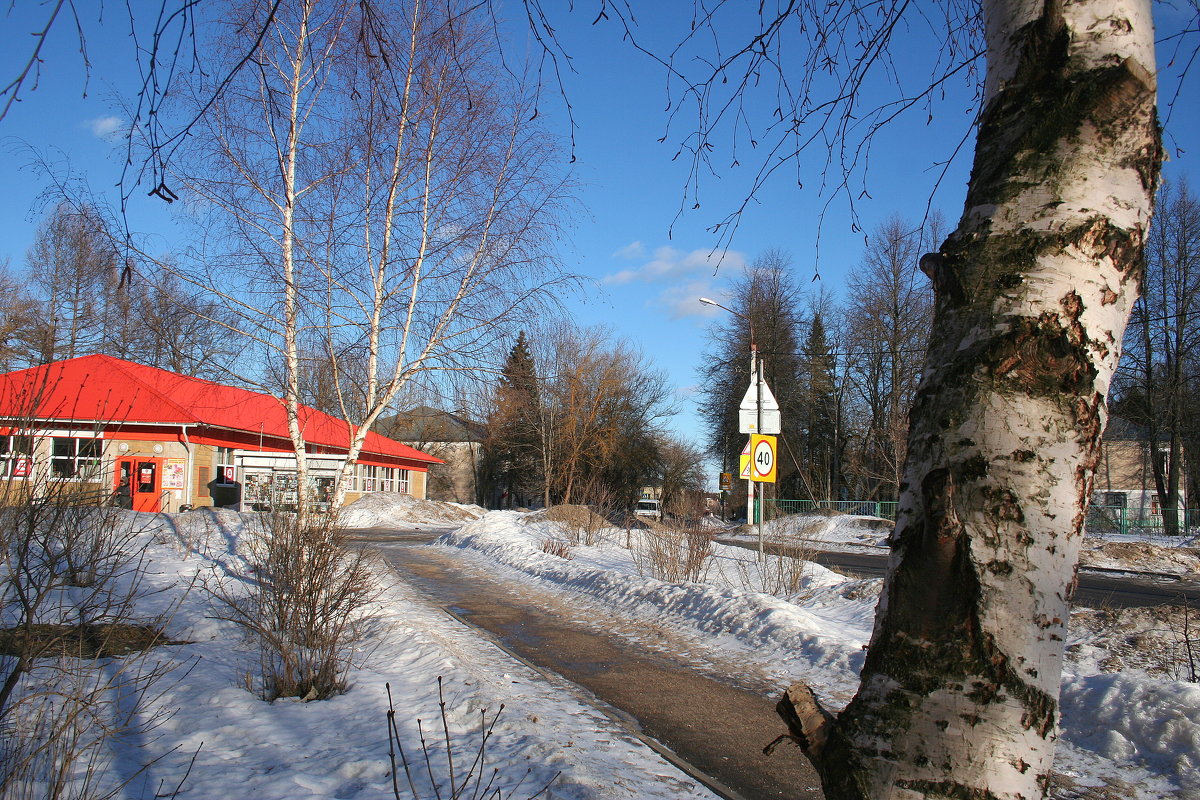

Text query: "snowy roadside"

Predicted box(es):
[3, 507, 718, 800]
[713, 513, 1200, 578]
[435, 509, 1200, 800]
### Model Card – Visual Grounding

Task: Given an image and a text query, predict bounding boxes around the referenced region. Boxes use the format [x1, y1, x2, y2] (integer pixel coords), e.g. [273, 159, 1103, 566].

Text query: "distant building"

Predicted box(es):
[1093, 415, 1186, 525]
[0, 355, 440, 512]
[379, 406, 483, 504]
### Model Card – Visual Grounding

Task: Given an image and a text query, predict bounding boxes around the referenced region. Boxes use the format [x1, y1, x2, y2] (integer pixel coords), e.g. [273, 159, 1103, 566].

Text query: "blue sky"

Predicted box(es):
[2, 2, 1198, 470]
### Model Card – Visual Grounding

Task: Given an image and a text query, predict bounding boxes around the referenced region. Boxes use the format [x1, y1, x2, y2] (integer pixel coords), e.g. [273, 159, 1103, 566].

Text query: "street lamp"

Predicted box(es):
[699, 297, 766, 557]
[698, 297, 755, 351]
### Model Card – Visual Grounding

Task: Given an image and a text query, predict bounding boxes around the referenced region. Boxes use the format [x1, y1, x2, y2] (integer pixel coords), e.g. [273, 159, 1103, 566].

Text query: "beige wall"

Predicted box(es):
[415, 442, 477, 503]
[1096, 440, 1149, 493]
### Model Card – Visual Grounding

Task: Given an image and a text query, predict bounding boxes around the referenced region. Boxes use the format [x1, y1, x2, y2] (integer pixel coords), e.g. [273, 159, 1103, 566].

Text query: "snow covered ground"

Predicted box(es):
[435, 509, 1200, 799]
[6, 499, 1197, 798]
[2, 506, 718, 800]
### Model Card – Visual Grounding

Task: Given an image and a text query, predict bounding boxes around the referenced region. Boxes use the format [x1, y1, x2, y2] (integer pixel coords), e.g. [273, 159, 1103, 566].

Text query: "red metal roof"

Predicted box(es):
[0, 355, 440, 466]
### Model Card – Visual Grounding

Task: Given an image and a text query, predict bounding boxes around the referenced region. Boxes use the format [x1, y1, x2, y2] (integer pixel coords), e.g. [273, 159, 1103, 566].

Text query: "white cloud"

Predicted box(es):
[87, 115, 124, 140]
[612, 241, 646, 260]
[657, 278, 727, 320]
[603, 245, 746, 285]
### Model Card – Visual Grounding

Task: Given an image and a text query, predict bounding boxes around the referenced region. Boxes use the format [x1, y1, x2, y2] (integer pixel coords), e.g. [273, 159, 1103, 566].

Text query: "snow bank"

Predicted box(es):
[439, 512, 870, 698]
[337, 492, 486, 528]
[1058, 673, 1200, 796]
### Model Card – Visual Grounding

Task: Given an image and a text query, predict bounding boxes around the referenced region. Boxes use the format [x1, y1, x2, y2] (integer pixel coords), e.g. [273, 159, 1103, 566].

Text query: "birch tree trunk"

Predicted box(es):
[779, 0, 1161, 797]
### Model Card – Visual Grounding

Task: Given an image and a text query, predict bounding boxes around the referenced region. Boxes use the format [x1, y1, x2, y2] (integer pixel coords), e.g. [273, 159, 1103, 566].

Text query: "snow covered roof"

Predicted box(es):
[0, 354, 441, 466]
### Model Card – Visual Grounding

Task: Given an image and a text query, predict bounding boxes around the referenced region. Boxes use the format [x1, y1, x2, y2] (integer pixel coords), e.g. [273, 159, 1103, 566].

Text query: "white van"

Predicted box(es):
[634, 498, 662, 520]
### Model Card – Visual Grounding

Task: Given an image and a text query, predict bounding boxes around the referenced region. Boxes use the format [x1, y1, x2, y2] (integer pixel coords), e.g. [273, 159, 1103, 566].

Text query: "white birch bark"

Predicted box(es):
[281, 4, 313, 513]
[779, 0, 1161, 797]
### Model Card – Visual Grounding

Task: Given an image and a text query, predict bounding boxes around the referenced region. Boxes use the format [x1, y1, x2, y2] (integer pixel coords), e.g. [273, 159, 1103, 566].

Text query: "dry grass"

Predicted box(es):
[540, 539, 572, 559]
[630, 522, 713, 583]
[1068, 602, 1200, 681]
[0, 623, 173, 659]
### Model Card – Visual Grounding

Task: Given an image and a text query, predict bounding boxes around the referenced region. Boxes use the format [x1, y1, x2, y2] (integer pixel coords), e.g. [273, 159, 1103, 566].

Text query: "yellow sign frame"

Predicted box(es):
[750, 434, 777, 483]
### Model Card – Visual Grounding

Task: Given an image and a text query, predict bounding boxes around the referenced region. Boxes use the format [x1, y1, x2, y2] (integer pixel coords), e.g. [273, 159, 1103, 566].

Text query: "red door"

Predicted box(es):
[115, 457, 163, 512]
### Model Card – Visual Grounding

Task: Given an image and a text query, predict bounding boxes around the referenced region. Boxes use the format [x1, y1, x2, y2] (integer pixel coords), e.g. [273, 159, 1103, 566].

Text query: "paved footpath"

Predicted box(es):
[373, 540, 825, 800]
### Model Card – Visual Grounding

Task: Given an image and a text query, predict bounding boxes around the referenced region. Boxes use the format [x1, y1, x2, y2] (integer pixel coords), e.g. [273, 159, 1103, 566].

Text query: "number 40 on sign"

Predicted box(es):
[750, 434, 777, 483]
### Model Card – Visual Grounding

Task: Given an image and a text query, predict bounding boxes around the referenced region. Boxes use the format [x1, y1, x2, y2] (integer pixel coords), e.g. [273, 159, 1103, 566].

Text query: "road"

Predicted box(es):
[715, 538, 1200, 609]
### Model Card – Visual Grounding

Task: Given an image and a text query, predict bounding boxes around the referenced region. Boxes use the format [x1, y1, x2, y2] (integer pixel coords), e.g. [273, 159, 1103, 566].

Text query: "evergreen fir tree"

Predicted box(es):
[799, 312, 842, 501]
[481, 332, 542, 507]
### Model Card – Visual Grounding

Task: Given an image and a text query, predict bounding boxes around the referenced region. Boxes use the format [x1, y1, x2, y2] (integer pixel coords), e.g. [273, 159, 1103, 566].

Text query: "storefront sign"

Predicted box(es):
[163, 458, 187, 490]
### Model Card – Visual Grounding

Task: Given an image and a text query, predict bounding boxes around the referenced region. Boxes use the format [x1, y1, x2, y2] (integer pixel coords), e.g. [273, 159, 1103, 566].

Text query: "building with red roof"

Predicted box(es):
[0, 355, 441, 512]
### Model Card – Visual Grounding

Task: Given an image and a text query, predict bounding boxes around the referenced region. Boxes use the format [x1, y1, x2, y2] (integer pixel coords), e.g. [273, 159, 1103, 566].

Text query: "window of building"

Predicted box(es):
[1103, 492, 1128, 508]
[397, 469, 410, 495]
[50, 436, 103, 479]
[359, 464, 378, 492]
[215, 447, 236, 484]
[0, 435, 34, 478]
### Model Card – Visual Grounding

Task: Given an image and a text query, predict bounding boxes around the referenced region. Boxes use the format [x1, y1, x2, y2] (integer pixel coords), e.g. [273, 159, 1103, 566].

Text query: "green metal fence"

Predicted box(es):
[763, 499, 1197, 536]
[1084, 504, 1200, 537]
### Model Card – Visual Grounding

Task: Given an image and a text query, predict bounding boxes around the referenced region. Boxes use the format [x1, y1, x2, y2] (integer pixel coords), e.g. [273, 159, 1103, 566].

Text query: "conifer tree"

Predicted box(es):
[798, 312, 843, 501]
[482, 332, 542, 507]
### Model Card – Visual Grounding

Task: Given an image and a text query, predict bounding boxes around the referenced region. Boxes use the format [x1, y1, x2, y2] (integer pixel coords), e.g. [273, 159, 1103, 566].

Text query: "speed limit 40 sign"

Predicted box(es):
[750, 434, 777, 483]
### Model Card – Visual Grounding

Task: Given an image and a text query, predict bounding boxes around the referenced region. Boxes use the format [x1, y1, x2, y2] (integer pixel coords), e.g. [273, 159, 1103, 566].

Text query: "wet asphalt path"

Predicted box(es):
[365, 535, 824, 800]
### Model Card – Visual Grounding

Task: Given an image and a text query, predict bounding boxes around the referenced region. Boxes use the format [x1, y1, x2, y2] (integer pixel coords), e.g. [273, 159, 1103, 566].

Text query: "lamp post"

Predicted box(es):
[699, 297, 765, 559]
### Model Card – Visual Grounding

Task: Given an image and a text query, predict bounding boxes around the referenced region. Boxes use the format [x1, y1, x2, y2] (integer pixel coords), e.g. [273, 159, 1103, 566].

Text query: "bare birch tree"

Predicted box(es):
[770, 4, 1162, 798]
[162, 0, 568, 509]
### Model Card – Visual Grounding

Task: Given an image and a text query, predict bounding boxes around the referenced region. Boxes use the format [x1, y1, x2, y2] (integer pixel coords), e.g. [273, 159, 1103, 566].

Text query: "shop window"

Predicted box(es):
[0, 435, 34, 478]
[215, 447, 236, 484]
[51, 437, 103, 479]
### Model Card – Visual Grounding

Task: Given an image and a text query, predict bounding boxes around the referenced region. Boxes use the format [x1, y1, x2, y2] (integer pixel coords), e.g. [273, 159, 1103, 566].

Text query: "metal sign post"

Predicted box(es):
[738, 349, 780, 560]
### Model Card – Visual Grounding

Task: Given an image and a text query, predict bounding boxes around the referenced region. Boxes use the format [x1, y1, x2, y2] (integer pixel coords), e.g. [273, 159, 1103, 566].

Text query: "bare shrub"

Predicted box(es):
[207, 510, 381, 701]
[385, 678, 559, 800]
[540, 539, 572, 559]
[1, 459, 177, 800]
[631, 522, 712, 583]
[1176, 598, 1199, 682]
[734, 549, 817, 599]
[539, 505, 611, 547]
[575, 482, 622, 547]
